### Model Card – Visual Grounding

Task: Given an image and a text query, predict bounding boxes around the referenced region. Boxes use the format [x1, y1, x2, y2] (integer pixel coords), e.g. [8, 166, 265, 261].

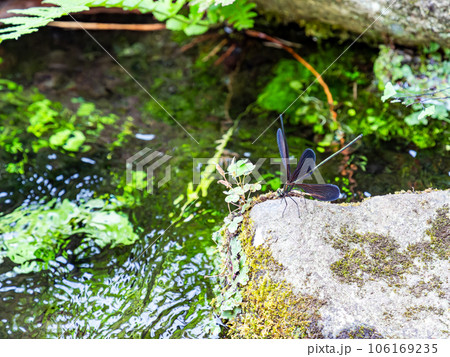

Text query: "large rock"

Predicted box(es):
[253, 0, 450, 47]
[246, 189, 449, 338]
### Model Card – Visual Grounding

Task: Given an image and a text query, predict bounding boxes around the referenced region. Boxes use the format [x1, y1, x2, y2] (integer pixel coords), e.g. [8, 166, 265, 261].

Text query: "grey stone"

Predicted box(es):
[249, 189, 450, 338]
[253, 0, 450, 47]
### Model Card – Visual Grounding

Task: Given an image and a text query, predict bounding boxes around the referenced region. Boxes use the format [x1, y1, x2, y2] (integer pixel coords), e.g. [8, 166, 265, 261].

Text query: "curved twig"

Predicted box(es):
[245, 29, 337, 122]
[48, 21, 166, 31]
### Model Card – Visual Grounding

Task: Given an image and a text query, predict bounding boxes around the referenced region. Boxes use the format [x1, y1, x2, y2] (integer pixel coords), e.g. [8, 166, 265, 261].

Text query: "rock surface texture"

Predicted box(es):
[253, 0, 450, 47]
[249, 190, 449, 338]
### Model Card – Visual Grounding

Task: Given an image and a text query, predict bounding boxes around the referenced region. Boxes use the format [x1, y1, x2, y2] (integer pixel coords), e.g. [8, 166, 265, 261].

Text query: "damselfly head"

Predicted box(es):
[276, 188, 284, 197]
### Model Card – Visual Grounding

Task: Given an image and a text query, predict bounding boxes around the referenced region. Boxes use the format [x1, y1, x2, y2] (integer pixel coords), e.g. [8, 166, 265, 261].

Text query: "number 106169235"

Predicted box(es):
[368, 343, 438, 354]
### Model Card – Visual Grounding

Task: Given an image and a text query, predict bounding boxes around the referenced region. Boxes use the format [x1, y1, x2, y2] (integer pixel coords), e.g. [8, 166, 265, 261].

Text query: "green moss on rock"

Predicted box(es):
[219, 196, 325, 339]
[228, 274, 324, 339]
[216, 195, 449, 338]
[327, 228, 413, 286]
[328, 204, 449, 287]
[403, 305, 445, 320]
[409, 276, 445, 298]
[336, 325, 383, 339]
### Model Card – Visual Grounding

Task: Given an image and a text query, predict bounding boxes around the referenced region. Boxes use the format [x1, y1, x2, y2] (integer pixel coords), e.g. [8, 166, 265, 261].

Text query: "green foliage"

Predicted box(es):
[381, 82, 397, 102]
[344, 102, 445, 149]
[257, 60, 305, 113]
[207, 0, 257, 31]
[213, 233, 249, 319]
[0, 0, 257, 41]
[0, 198, 139, 274]
[217, 158, 261, 214]
[209, 158, 260, 323]
[374, 44, 449, 147]
[258, 44, 448, 149]
[0, 79, 130, 173]
[226, 215, 243, 233]
[374, 44, 449, 93]
[175, 122, 237, 220]
[113, 170, 149, 207]
[257, 59, 338, 137]
[0, 2, 87, 40]
[381, 83, 448, 126]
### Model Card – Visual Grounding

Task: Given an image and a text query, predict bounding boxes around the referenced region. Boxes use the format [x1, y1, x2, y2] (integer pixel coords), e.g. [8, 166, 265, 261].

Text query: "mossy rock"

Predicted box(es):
[218, 189, 449, 338]
[254, 0, 450, 47]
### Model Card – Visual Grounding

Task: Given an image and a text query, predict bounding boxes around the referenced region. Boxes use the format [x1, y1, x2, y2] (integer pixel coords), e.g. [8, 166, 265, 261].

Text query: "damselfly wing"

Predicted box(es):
[276, 115, 362, 216]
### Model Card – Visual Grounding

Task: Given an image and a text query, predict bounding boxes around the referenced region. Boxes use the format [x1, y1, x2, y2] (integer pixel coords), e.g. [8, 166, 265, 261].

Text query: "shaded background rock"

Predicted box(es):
[1, 1, 448, 47]
[253, 0, 450, 47]
[248, 190, 449, 338]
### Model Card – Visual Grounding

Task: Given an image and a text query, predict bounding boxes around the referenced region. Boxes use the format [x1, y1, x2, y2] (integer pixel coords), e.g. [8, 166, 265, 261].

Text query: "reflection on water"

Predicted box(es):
[0, 166, 216, 338]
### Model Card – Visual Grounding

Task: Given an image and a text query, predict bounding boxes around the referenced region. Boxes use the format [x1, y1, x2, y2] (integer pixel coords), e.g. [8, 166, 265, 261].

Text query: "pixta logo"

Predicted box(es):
[126, 148, 171, 194]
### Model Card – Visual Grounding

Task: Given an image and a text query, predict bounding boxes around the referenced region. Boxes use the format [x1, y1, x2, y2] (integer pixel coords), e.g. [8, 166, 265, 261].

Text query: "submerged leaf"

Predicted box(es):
[63, 130, 86, 151]
[0, 198, 139, 273]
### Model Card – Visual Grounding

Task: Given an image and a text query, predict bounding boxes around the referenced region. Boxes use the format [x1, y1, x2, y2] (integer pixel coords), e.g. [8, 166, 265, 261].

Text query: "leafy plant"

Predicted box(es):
[217, 158, 261, 215]
[208, 158, 260, 325]
[381, 82, 449, 126]
[0, 0, 257, 41]
[257, 43, 449, 149]
[0, 198, 140, 274]
[0, 79, 131, 173]
[206, 0, 256, 31]
[173, 120, 240, 222]
[256, 59, 339, 138]
[374, 44, 449, 147]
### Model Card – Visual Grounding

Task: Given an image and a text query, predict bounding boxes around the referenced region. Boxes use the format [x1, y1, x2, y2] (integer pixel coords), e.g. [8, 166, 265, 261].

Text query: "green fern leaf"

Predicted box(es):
[50, 0, 155, 13]
[0, 0, 257, 41]
[0, 2, 88, 41]
[217, 0, 256, 30]
[0, 0, 190, 41]
[206, 0, 257, 31]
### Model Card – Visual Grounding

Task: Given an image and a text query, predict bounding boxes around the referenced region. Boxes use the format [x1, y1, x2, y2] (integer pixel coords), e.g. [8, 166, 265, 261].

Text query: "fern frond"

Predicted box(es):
[53, 0, 156, 13]
[0, 0, 159, 41]
[216, 0, 257, 30]
[0, 5, 86, 40]
[0, 0, 257, 42]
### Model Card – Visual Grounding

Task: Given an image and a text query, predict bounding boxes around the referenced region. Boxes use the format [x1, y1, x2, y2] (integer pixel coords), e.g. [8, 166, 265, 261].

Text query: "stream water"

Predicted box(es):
[0, 25, 448, 338]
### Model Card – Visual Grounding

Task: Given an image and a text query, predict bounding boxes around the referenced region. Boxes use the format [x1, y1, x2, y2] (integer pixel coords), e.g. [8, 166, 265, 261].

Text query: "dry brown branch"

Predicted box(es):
[48, 21, 166, 31]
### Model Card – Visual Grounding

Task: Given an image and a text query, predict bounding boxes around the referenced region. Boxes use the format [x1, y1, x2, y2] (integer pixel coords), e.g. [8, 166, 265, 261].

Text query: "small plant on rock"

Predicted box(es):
[206, 158, 260, 332]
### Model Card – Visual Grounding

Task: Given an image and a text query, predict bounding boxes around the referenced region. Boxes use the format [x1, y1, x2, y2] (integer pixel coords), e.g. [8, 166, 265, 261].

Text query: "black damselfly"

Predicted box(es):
[277, 115, 362, 216]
